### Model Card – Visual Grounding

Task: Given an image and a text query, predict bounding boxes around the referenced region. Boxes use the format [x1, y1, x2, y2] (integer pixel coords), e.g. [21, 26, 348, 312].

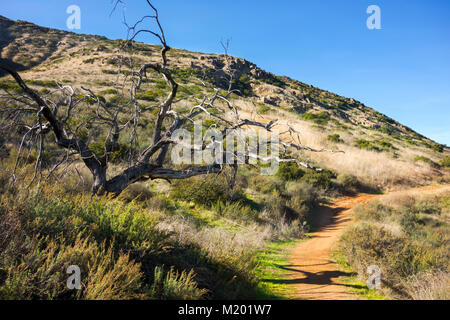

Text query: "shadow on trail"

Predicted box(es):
[307, 204, 346, 233]
[261, 263, 361, 289]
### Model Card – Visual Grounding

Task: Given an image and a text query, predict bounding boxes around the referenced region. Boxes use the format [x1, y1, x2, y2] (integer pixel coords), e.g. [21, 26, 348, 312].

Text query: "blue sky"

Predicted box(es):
[1, 0, 449, 145]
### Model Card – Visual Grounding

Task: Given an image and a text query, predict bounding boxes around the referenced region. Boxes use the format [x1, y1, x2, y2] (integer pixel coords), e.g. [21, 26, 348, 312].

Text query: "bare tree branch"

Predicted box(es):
[0, 0, 342, 197]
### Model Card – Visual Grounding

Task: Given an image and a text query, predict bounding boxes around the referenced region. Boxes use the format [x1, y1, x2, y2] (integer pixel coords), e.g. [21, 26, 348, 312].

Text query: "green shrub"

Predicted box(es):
[101, 89, 119, 95]
[149, 266, 207, 300]
[27, 80, 58, 88]
[285, 181, 320, 212]
[0, 236, 144, 300]
[39, 88, 51, 94]
[300, 170, 336, 190]
[108, 94, 129, 105]
[26, 193, 165, 251]
[327, 134, 343, 143]
[261, 75, 286, 88]
[337, 174, 360, 191]
[276, 162, 305, 181]
[232, 75, 252, 96]
[414, 156, 439, 167]
[89, 137, 129, 163]
[178, 84, 203, 98]
[413, 202, 442, 217]
[353, 201, 394, 222]
[211, 200, 258, 222]
[102, 69, 118, 75]
[355, 139, 381, 152]
[432, 143, 444, 153]
[171, 175, 244, 206]
[136, 90, 159, 101]
[248, 175, 283, 194]
[338, 192, 450, 299]
[0, 80, 23, 93]
[339, 224, 430, 280]
[375, 140, 396, 150]
[168, 67, 212, 84]
[440, 156, 450, 168]
[83, 58, 97, 64]
[119, 183, 154, 202]
[302, 111, 330, 125]
[377, 126, 395, 135]
[257, 104, 271, 114]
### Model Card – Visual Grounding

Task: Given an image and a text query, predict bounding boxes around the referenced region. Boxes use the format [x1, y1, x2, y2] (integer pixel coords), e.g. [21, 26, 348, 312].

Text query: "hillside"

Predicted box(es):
[1, 15, 448, 190]
[0, 14, 449, 301]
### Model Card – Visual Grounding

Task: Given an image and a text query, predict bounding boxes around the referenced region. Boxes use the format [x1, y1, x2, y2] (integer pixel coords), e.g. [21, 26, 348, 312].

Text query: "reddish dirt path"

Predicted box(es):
[286, 194, 380, 300]
[286, 184, 450, 300]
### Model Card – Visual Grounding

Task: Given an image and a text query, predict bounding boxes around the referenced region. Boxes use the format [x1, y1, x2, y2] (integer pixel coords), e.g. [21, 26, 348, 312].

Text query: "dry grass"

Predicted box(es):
[338, 186, 450, 300]
[380, 185, 450, 207]
[4, 24, 446, 192]
[404, 271, 450, 300]
[236, 101, 438, 190]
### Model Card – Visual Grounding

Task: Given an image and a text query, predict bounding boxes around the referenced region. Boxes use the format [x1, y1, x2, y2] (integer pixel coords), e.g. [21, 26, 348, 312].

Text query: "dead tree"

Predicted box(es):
[0, 1, 341, 196]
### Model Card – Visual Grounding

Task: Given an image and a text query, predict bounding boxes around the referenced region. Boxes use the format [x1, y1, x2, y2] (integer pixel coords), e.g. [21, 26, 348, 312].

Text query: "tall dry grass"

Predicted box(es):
[338, 187, 450, 300]
[236, 101, 439, 190]
[404, 271, 449, 300]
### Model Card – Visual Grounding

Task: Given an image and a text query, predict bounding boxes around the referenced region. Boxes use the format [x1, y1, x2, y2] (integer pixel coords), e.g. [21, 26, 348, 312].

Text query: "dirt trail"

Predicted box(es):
[286, 185, 450, 300]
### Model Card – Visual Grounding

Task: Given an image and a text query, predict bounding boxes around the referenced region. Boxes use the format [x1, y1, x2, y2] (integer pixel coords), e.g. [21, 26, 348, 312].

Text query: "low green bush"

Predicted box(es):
[0, 186, 262, 300]
[440, 156, 450, 168]
[337, 174, 360, 192]
[276, 162, 305, 181]
[27, 79, 58, 88]
[136, 90, 161, 102]
[248, 175, 284, 194]
[0, 236, 144, 300]
[327, 134, 343, 143]
[257, 104, 271, 114]
[211, 200, 258, 222]
[355, 139, 381, 152]
[102, 69, 118, 75]
[171, 175, 244, 206]
[338, 192, 450, 299]
[300, 170, 336, 190]
[89, 136, 129, 163]
[261, 75, 286, 88]
[414, 155, 439, 167]
[377, 126, 395, 135]
[119, 183, 154, 202]
[432, 143, 444, 153]
[0, 80, 23, 93]
[101, 89, 119, 95]
[375, 140, 397, 150]
[232, 75, 252, 96]
[301, 111, 330, 125]
[149, 266, 207, 300]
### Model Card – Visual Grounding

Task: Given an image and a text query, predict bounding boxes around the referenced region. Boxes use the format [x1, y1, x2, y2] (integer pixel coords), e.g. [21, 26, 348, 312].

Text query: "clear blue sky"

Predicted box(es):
[1, 0, 449, 145]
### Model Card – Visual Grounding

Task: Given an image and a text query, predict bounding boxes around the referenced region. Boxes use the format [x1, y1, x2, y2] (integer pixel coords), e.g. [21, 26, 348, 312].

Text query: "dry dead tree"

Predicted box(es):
[0, 1, 341, 196]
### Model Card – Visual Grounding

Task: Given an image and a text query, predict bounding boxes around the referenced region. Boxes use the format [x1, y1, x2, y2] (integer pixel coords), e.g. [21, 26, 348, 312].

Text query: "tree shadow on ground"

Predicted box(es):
[260, 263, 363, 290]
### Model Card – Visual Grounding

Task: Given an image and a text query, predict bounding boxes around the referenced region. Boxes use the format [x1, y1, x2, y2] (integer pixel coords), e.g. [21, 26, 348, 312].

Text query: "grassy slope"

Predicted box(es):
[1, 16, 450, 300]
[0, 162, 347, 299]
[254, 240, 300, 299]
[1, 16, 449, 187]
[332, 249, 388, 300]
[335, 186, 450, 300]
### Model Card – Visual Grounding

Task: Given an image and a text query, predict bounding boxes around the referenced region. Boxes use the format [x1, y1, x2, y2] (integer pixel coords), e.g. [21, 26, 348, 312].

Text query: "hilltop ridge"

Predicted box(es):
[1, 15, 448, 188]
